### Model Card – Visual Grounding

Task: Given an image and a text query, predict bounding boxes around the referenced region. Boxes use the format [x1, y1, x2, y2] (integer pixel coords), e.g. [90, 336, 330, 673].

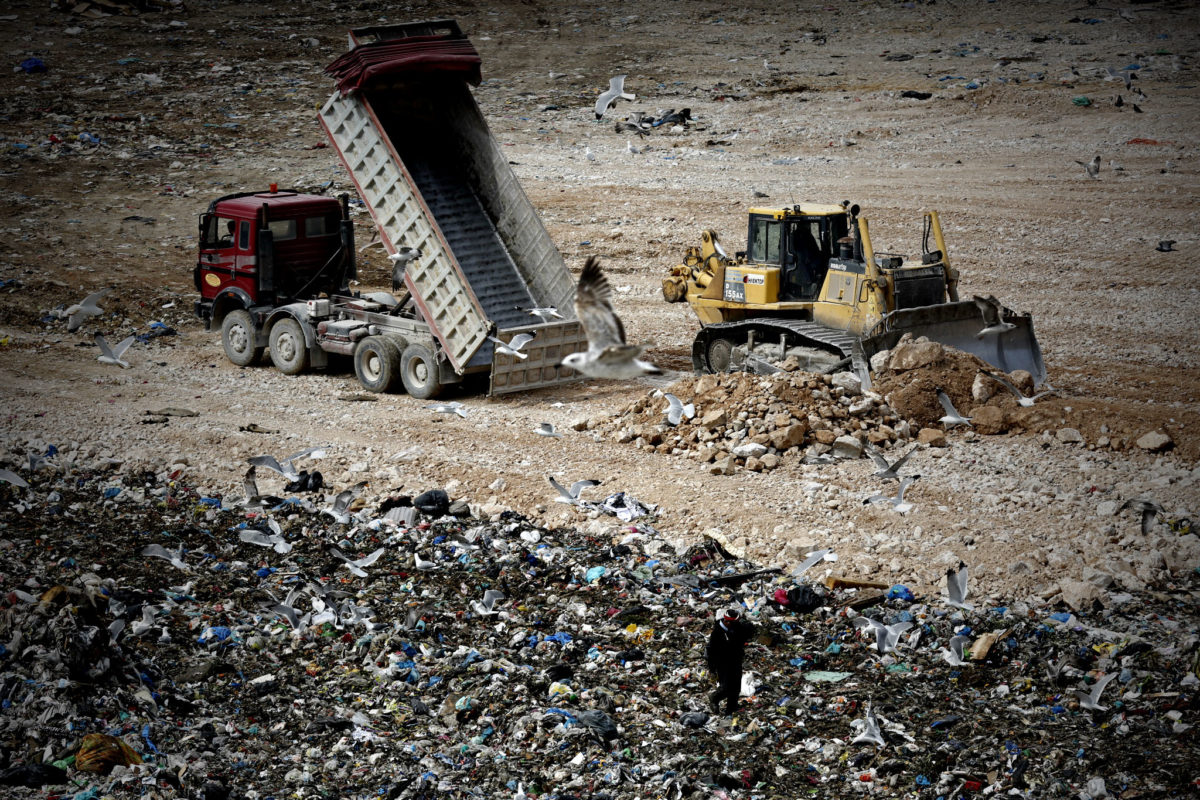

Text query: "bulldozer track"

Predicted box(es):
[693, 317, 860, 373]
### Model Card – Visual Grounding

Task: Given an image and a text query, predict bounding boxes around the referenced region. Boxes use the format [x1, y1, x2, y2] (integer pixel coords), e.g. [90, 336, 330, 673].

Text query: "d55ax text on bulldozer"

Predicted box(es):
[662, 202, 1045, 384]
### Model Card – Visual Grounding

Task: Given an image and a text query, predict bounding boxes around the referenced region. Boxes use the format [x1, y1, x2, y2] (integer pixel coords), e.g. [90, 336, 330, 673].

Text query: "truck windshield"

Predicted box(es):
[749, 217, 782, 264]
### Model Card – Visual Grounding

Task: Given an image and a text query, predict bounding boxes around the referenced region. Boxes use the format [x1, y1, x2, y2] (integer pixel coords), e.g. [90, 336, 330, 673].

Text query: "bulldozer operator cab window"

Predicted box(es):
[748, 216, 782, 264]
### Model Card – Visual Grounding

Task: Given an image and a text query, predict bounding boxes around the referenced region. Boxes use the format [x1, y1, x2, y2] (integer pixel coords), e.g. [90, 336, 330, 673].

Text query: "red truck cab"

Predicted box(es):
[194, 187, 354, 327]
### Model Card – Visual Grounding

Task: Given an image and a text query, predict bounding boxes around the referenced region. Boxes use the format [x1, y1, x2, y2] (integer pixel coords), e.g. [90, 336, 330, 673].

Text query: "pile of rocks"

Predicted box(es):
[585, 365, 914, 475]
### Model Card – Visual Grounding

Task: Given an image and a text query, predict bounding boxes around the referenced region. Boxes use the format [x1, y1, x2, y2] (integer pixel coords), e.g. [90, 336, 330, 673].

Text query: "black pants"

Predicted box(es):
[711, 666, 742, 713]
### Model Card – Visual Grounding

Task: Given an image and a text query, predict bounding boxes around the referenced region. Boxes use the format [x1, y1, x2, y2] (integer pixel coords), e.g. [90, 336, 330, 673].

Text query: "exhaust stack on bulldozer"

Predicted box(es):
[662, 203, 1045, 384]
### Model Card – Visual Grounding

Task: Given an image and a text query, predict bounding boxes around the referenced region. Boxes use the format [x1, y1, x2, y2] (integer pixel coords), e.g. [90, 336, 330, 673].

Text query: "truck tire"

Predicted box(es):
[400, 343, 442, 399]
[706, 337, 734, 372]
[221, 309, 263, 367]
[269, 317, 309, 375]
[354, 336, 401, 393]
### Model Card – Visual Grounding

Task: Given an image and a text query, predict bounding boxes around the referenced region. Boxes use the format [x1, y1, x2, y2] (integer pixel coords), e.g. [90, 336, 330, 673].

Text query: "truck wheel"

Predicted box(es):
[400, 343, 442, 399]
[354, 336, 401, 393]
[221, 309, 263, 367]
[269, 318, 309, 375]
[707, 337, 734, 372]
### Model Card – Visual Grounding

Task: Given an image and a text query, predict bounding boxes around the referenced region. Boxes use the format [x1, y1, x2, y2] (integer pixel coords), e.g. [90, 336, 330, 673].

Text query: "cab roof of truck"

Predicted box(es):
[213, 191, 341, 217]
[749, 203, 849, 218]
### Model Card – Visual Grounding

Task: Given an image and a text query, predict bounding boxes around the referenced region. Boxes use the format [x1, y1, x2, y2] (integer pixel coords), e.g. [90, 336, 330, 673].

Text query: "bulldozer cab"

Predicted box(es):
[746, 209, 849, 301]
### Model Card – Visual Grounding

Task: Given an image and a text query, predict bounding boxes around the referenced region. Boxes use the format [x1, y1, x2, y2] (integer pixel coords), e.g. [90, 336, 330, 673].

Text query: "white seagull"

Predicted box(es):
[1075, 672, 1117, 711]
[864, 443, 917, 481]
[982, 372, 1056, 407]
[790, 548, 831, 578]
[851, 705, 885, 747]
[488, 333, 536, 360]
[941, 634, 972, 666]
[95, 333, 135, 368]
[937, 389, 972, 428]
[663, 393, 695, 426]
[594, 75, 635, 119]
[524, 306, 563, 323]
[1075, 155, 1101, 179]
[0, 468, 29, 488]
[413, 552, 438, 571]
[945, 561, 973, 610]
[864, 475, 920, 514]
[141, 543, 190, 571]
[425, 401, 468, 418]
[66, 287, 111, 331]
[852, 616, 913, 654]
[548, 475, 600, 505]
[331, 546, 385, 578]
[324, 481, 368, 524]
[560, 256, 661, 379]
[471, 589, 506, 616]
[972, 294, 1017, 338]
[247, 447, 325, 483]
[1118, 498, 1163, 536]
[534, 422, 563, 439]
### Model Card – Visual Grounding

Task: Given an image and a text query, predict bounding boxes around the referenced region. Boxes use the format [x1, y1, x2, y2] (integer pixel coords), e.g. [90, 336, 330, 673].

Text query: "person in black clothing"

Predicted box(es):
[706, 606, 755, 714]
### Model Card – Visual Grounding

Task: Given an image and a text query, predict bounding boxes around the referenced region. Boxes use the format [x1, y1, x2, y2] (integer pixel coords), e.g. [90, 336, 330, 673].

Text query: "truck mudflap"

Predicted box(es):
[488, 321, 589, 395]
[866, 300, 1047, 386]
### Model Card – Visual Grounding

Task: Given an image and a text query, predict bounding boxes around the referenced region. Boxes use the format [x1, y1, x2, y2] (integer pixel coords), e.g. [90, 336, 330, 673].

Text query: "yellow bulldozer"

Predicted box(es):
[661, 202, 1045, 384]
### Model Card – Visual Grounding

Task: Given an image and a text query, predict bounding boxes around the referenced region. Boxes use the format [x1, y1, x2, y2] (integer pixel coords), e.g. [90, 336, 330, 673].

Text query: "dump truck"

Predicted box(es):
[194, 19, 587, 397]
[661, 203, 1046, 384]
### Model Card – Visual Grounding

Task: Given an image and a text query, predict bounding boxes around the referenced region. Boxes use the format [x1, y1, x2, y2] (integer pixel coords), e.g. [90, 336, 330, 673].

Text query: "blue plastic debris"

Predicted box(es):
[887, 584, 914, 601]
[19, 58, 47, 74]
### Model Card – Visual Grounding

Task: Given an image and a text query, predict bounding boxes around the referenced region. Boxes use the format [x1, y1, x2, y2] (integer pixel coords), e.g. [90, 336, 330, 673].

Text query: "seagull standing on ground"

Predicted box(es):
[594, 75, 635, 119]
[1075, 155, 1101, 179]
[982, 372, 1056, 407]
[95, 333, 135, 368]
[972, 294, 1017, 338]
[488, 333, 536, 360]
[66, 287, 111, 331]
[560, 256, 661, 379]
[937, 389, 972, 428]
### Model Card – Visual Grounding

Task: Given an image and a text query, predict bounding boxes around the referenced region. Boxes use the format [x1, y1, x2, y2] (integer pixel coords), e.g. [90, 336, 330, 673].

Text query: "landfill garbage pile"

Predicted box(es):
[1, 466, 1198, 799]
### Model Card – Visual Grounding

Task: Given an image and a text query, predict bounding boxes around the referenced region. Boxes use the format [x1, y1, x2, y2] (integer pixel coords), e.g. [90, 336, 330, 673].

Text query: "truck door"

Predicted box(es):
[198, 214, 256, 300]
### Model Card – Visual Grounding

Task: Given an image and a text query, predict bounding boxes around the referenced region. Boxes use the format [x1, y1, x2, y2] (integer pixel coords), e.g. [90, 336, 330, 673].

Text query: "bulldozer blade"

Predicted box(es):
[866, 301, 1047, 386]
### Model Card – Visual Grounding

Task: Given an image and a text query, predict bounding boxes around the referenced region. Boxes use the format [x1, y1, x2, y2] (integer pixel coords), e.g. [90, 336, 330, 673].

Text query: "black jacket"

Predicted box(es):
[706, 617, 755, 671]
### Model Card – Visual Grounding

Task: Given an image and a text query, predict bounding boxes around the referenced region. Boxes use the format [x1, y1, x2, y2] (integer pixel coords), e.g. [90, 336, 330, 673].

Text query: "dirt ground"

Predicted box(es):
[1, 0, 1198, 603]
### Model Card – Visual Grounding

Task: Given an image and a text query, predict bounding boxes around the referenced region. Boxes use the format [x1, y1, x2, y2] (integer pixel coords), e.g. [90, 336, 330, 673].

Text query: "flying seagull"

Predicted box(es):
[548, 475, 600, 505]
[533, 422, 563, 439]
[851, 705, 885, 747]
[1118, 498, 1163, 535]
[864, 475, 920, 514]
[852, 616, 913, 654]
[141, 543, 190, 571]
[95, 333, 135, 368]
[239, 527, 292, 554]
[425, 401, 468, 418]
[945, 561, 973, 610]
[941, 634, 972, 666]
[864, 442, 917, 481]
[1105, 66, 1134, 91]
[523, 306, 563, 323]
[594, 75, 635, 119]
[66, 287, 111, 331]
[972, 294, 1017, 338]
[1156, 240, 1176, 252]
[330, 546, 385, 578]
[560, 256, 661, 379]
[471, 589, 506, 616]
[248, 447, 325, 483]
[663, 393, 695, 426]
[388, 246, 421, 291]
[324, 481, 368, 524]
[791, 548, 831, 578]
[937, 389, 972, 428]
[982, 372, 1056, 407]
[0, 468, 29, 488]
[1075, 672, 1116, 711]
[1075, 155, 1101, 179]
[488, 333, 536, 360]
